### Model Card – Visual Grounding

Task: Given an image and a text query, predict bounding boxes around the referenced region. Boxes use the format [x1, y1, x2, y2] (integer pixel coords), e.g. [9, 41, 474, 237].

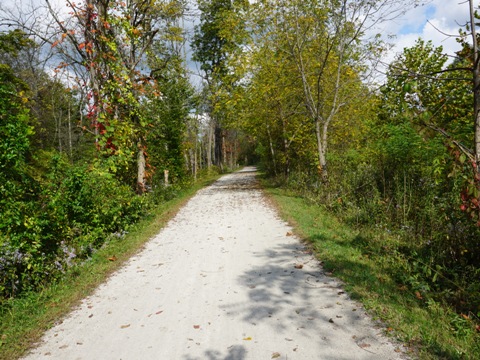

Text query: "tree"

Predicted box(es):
[246, 0, 422, 184]
[40, 0, 186, 191]
[192, 0, 248, 169]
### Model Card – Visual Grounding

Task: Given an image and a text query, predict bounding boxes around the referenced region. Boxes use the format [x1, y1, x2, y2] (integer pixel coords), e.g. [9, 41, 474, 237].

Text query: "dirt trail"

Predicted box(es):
[23, 167, 408, 360]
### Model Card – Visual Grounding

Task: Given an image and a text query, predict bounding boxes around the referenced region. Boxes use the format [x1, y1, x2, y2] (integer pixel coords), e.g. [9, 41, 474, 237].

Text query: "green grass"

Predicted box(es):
[0, 174, 220, 360]
[262, 183, 480, 360]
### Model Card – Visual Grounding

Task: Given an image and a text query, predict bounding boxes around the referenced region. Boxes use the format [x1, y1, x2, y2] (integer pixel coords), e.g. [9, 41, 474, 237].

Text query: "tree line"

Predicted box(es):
[192, 0, 480, 323]
[0, 0, 243, 300]
[1, 0, 480, 331]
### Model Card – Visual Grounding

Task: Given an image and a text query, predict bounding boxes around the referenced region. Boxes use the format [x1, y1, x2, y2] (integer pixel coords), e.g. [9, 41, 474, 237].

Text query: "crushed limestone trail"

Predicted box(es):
[24, 167, 407, 360]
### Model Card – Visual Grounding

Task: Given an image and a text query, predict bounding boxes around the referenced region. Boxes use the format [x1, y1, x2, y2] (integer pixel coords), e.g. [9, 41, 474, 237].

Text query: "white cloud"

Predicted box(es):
[383, 0, 471, 62]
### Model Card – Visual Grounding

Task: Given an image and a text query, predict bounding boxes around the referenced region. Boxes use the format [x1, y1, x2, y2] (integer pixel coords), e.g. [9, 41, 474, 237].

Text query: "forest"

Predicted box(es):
[1, 0, 479, 355]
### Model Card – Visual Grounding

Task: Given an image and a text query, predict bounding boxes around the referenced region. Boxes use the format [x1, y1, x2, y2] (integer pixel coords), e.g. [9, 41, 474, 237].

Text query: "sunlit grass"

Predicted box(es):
[263, 183, 480, 360]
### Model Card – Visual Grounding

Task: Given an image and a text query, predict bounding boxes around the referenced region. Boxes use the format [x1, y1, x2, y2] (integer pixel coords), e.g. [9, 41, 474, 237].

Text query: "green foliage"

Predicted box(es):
[0, 151, 148, 300]
[146, 53, 193, 183]
[0, 65, 31, 173]
[266, 183, 480, 359]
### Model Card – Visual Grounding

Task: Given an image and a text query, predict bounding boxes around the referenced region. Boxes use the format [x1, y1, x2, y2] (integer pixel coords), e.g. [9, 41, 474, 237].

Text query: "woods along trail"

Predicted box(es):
[23, 167, 408, 360]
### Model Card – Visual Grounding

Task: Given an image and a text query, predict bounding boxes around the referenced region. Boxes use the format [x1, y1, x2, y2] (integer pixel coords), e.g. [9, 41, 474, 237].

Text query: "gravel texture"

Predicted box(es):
[23, 167, 408, 360]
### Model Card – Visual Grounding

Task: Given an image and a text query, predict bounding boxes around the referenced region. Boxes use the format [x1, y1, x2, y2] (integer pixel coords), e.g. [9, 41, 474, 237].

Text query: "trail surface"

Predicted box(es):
[24, 167, 407, 360]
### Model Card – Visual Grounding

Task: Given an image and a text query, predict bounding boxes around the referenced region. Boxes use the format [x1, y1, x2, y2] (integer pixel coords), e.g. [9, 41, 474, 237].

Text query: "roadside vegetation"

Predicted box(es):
[264, 181, 479, 359]
[2, 0, 480, 359]
[0, 172, 221, 360]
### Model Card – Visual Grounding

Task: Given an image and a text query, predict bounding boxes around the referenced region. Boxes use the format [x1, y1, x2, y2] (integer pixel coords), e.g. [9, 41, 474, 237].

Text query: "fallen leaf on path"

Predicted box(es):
[328, 318, 334, 323]
[294, 264, 303, 269]
[243, 337, 252, 341]
[272, 352, 281, 358]
[359, 343, 371, 348]
[193, 325, 200, 329]
[88, 314, 93, 318]
[156, 311, 163, 315]
[59, 345, 68, 349]
[120, 324, 130, 329]
[285, 338, 293, 341]
[286, 232, 293, 236]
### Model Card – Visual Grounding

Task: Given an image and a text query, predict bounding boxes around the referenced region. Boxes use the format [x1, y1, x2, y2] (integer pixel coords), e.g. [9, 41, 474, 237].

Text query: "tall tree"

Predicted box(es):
[192, 0, 248, 169]
[247, 0, 422, 184]
[42, 0, 186, 191]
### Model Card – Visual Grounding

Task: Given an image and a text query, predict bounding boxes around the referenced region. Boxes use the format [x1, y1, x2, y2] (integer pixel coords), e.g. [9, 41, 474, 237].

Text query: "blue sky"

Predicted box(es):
[383, 0, 472, 61]
[0, 0, 474, 79]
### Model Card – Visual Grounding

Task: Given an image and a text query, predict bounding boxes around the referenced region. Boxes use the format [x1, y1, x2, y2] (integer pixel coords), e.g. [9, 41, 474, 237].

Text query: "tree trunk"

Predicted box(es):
[471, 0, 480, 177]
[207, 120, 213, 168]
[137, 144, 146, 194]
[68, 102, 73, 159]
[214, 123, 222, 168]
[282, 115, 290, 180]
[266, 123, 278, 176]
[315, 118, 328, 184]
[222, 131, 227, 169]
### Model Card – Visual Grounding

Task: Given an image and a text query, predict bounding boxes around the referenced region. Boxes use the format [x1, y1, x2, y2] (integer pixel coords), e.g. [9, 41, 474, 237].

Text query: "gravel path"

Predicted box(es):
[24, 167, 408, 360]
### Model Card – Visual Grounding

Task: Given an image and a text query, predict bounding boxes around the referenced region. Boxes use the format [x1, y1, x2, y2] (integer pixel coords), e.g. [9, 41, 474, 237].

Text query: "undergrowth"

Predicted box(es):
[262, 179, 480, 360]
[0, 172, 220, 360]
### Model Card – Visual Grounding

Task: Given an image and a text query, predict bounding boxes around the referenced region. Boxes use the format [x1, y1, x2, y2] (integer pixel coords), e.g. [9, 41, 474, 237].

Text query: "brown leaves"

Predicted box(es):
[286, 232, 293, 236]
[120, 324, 130, 329]
[108, 255, 117, 262]
[193, 325, 200, 329]
[294, 264, 303, 269]
[271, 352, 281, 358]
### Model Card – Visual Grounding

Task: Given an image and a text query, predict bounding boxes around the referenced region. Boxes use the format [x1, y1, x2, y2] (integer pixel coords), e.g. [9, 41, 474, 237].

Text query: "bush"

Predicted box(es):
[0, 153, 149, 300]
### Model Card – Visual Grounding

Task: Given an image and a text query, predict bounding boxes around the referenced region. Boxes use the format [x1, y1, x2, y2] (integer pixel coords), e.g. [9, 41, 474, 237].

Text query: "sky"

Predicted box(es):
[0, 0, 475, 80]
[379, 0, 472, 62]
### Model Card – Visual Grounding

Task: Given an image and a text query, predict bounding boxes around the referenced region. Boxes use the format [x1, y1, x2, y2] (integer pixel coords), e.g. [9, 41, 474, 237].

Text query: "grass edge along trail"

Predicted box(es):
[262, 181, 479, 360]
[0, 173, 221, 360]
